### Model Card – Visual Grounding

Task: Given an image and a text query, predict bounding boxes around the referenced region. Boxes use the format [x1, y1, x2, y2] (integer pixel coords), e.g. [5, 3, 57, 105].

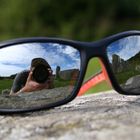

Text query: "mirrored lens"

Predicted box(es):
[0, 42, 80, 109]
[107, 36, 140, 93]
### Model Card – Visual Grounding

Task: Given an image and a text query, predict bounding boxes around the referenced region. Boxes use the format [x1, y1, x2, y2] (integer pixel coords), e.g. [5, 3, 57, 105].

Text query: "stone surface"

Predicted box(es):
[0, 90, 140, 140]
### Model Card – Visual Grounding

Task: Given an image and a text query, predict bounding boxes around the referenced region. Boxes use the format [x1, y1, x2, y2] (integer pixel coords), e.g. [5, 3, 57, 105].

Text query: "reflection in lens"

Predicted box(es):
[0, 43, 80, 109]
[107, 36, 140, 93]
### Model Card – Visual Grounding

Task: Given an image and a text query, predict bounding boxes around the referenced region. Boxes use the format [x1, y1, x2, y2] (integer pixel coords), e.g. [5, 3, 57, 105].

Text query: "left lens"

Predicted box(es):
[107, 35, 140, 94]
[0, 42, 81, 110]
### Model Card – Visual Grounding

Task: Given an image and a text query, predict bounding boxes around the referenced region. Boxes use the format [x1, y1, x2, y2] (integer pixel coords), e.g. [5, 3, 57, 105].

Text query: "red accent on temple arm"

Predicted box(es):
[77, 71, 105, 96]
[99, 59, 112, 87]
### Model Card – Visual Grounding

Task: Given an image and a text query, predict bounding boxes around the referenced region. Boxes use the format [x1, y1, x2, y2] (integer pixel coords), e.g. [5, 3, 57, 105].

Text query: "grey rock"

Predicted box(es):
[0, 90, 140, 140]
[125, 75, 140, 87]
[2, 89, 10, 95]
[55, 66, 61, 79]
[55, 66, 79, 81]
[122, 75, 140, 93]
[112, 54, 128, 73]
[0, 86, 72, 109]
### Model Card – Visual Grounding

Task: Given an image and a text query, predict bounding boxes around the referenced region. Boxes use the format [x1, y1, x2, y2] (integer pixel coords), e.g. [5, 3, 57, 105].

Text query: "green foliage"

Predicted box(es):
[0, 0, 139, 41]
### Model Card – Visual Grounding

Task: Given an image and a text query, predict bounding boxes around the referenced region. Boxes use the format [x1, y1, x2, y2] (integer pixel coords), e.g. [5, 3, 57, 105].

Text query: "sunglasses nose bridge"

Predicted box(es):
[86, 42, 105, 59]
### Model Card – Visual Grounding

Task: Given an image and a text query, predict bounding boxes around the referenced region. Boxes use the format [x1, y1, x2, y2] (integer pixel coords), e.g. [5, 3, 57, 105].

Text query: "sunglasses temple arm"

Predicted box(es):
[77, 71, 105, 96]
[78, 59, 111, 96]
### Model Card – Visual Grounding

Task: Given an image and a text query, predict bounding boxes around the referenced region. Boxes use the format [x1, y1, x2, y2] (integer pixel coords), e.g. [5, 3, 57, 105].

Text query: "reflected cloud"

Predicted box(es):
[0, 43, 80, 76]
[0, 63, 23, 76]
[107, 36, 140, 62]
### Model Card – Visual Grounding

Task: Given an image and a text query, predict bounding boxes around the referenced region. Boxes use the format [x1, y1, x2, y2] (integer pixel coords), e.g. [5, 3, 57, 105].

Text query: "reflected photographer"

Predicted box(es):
[10, 58, 54, 95]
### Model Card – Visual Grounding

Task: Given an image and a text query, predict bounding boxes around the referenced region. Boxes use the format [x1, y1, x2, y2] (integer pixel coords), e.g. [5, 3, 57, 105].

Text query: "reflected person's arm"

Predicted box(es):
[9, 71, 29, 96]
[16, 70, 53, 93]
[10, 69, 54, 95]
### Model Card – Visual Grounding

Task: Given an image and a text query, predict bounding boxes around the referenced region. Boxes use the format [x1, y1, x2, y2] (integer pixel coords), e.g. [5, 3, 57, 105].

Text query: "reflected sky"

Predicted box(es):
[107, 36, 140, 62]
[0, 43, 80, 76]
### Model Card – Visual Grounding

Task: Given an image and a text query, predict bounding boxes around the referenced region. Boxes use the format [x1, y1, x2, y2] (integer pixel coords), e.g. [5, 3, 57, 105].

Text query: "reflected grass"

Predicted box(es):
[54, 79, 71, 88]
[0, 79, 13, 93]
[115, 70, 140, 84]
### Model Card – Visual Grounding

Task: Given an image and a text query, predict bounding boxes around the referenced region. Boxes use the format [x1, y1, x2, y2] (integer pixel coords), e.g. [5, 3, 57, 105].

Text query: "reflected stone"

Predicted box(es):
[2, 89, 10, 95]
[55, 66, 79, 81]
[0, 86, 72, 109]
[122, 75, 140, 93]
[59, 69, 79, 80]
[112, 54, 128, 73]
[55, 66, 61, 79]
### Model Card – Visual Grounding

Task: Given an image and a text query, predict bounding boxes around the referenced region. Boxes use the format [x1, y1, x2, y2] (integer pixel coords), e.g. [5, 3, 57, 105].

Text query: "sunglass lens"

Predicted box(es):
[107, 36, 140, 94]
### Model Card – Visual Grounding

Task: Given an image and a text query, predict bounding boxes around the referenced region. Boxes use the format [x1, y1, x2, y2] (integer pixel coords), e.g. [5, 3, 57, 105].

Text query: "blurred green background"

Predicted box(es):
[0, 0, 140, 94]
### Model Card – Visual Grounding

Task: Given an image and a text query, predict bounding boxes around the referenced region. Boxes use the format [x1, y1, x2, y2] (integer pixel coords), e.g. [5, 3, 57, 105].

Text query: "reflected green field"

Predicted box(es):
[0, 79, 13, 93]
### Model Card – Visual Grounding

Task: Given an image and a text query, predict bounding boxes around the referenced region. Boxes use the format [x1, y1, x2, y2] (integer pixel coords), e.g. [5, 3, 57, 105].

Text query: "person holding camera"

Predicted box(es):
[9, 58, 54, 95]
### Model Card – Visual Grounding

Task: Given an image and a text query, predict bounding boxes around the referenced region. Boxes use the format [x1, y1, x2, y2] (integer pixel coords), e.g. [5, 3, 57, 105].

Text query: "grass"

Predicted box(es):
[0, 79, 13, 93]
[82, 57, 112, 94]
[85, 81, 112, 94]
[115, 70, 140, 84]
[54, 79, 71, 87]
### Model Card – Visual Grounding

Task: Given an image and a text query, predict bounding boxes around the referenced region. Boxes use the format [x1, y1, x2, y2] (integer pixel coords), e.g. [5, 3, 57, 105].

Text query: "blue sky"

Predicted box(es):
[0, 43, 80, 76]
[107, 36, 140, 62]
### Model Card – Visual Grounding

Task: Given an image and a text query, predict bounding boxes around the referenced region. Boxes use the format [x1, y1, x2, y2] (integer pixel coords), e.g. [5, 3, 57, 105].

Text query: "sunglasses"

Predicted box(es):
[0, 30, 140, 114]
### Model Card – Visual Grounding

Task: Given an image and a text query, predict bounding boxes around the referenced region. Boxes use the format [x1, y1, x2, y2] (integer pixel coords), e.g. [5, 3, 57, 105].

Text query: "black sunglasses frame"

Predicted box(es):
[0, 30, 140, 114]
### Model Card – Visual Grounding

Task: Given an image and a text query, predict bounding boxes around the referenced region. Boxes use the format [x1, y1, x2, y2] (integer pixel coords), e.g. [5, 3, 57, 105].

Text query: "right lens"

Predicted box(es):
[107, 35, 140, 94]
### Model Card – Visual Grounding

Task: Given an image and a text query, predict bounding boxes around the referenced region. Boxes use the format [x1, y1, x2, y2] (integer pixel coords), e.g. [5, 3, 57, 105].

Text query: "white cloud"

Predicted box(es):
[0, 63, 23, 77]
[0, 43, 46, 65]
[116, 36, 140, 60]
[107, 36, 140, 62]
[0, 43, 80, 76]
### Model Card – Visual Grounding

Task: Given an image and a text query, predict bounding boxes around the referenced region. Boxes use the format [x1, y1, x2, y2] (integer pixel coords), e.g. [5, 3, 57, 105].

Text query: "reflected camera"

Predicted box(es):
[32, 64, 50, 83]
